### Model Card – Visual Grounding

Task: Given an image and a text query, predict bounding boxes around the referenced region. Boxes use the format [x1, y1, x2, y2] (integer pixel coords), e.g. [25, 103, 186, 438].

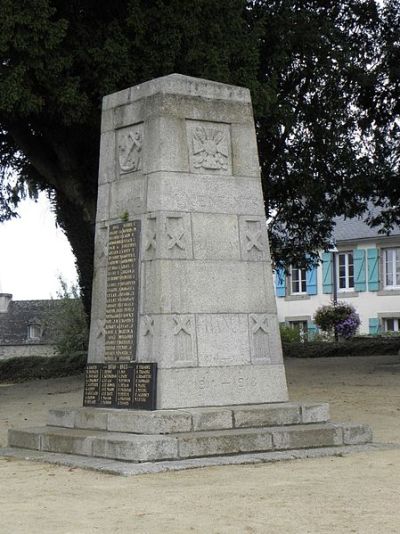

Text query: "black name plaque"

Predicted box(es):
[83, 362, 157, 410]
[104, 221, 140, 362]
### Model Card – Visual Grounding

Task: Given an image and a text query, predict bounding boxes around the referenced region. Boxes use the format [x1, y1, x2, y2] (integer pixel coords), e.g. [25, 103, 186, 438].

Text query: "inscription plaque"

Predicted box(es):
[83, 362, 157, 410]
[104, 221, 140, 362]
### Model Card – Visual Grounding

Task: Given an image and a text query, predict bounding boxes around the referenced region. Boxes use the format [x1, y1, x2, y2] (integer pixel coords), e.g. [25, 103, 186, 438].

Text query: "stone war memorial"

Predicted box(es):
[7, 75, 372, 472]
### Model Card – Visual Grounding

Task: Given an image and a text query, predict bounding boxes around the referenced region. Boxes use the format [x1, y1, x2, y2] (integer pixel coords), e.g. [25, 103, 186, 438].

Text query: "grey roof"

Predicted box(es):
[333, 213, 400, 243]
[0, 299, 61, 345]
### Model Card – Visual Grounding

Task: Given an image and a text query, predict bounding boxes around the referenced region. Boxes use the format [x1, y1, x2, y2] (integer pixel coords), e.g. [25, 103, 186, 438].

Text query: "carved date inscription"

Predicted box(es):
[104, 221, 140, 362]
[83, 362, 157, 410]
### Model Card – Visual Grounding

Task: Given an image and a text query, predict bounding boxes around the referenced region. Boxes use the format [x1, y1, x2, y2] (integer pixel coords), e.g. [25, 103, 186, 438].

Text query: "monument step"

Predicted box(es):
[8, 421, 372, 463]
[47, 402, 330, 435]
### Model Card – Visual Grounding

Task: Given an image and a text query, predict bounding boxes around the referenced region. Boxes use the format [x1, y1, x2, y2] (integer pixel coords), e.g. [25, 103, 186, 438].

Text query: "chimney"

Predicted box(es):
[0, 293, 12, 313]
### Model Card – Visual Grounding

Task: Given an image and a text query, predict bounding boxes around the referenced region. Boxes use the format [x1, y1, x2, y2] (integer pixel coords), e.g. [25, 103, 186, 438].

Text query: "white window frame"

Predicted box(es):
[383, 318, 400, 332]
[28, 324, 41, 340]
[290, 266, 307, 295]
[337, 251, 354, 291]
[383, 248, 400, 289]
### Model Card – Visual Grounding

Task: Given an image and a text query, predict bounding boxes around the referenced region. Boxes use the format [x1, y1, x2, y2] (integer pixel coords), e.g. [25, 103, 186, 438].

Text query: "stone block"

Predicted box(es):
[107, 410, 192, 434]
[41, 429, 95, 456]
[108, 175, 146, 219]
[191, 213, 240, 261]
[142, 212, 193, 261]
[136, 313, 198, 368]
[143, 260, 275, 314]
[301, 403, 330, 424]
[8, 428, 42, 450]
[96, 183, 110, 222]
[98, 131, 117, 183]
[142, 92, 254, 124]
[342, 424, 373, 445]
[155, 364, 288, 409]
[238, 216, 270, 262]
[177, 428, 273, 459]
[75, 409, 108, 430]
[92, 433, 178, 462]
[102, 74, 251, 111]
[147, 172, 265, 215]
[114, 100, 145, 130]
[190, 408, 233, 431]
[144, 116, 189, 174]
[47, 409, 77, 429]
[272, 424, 343, 451]
[196, 314, 250, 367]
[233, 403, 301, 428]
[100, 108, 115, 133]
[248, 314, 283, 364]
[231, 123, 260, 177]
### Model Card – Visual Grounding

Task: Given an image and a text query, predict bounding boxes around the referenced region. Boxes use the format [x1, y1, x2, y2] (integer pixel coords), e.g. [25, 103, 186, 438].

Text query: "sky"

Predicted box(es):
[0, 193, 78, 300]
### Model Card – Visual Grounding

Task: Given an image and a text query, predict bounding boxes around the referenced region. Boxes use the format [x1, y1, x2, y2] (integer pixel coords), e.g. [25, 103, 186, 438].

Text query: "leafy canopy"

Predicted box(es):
[0, 0, 399, 306]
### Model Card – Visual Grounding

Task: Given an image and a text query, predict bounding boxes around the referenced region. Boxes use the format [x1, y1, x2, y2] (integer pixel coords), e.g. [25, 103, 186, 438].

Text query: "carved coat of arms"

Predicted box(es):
[191, 126, 229, 171]
[118, 129, 143, 172]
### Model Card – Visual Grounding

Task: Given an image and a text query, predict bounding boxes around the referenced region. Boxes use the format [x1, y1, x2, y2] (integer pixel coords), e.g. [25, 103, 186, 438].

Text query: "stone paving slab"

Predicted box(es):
[1, 443, 397, 477]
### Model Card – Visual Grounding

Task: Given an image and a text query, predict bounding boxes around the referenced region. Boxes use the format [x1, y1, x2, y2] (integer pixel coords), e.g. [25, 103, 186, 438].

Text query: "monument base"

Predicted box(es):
[7, 402, 372, 468]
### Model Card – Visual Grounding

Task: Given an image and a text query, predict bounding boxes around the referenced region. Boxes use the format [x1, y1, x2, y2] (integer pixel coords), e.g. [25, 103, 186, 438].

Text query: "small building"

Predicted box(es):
[275, 215, 400, 336]
[0, 293, 59, 360]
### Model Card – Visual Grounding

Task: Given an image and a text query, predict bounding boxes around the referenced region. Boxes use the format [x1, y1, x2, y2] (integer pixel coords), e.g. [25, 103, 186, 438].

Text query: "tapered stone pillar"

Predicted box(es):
[88, 74, 289, 408]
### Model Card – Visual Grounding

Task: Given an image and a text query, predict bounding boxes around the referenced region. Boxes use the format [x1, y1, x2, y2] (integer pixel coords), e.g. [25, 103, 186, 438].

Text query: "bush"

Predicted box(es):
[283, 337, 400, 358]
[0, 351, 87, 382]
[314, 301, 360, 338]
[51, 278, 89, 356]
[279, 324, 302, 343]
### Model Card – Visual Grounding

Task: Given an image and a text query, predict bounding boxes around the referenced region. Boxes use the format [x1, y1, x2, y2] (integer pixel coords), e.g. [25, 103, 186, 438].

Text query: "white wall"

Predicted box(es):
[275, 241, 400, 334]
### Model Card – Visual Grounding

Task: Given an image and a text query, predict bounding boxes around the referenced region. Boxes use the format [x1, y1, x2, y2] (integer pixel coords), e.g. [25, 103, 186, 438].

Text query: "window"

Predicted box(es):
[291, 266, 307, 294]
[337, 252, 354, 291]
[28, 324, 41, 340]
[384, 248, 400, 288]
[384, 318, 400, 332]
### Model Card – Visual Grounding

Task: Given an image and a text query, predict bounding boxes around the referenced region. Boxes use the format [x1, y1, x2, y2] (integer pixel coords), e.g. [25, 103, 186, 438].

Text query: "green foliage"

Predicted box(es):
[314, 301, 360, 339]
[279, 324, 302, 343]
[0, 0, 399, 304]
[283, 337, 400, 358]
[0, 352, 86, 383]
[314, 302, 354, 332]
[52, 278, 89, 356]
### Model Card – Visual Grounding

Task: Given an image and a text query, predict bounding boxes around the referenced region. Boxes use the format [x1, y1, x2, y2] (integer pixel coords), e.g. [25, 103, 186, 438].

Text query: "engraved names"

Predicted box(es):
[104, 221, 140, 361]
[83, 363, 157, 410]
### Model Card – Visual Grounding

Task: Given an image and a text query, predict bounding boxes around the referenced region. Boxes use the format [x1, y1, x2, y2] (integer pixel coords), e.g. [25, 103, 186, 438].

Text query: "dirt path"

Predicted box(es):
[1, 355, 399, 534]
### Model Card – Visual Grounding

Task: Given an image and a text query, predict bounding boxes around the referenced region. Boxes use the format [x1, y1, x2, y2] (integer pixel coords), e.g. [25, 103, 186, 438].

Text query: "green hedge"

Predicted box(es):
[0, 351, 87, 382]
[283, 337, 400, 358]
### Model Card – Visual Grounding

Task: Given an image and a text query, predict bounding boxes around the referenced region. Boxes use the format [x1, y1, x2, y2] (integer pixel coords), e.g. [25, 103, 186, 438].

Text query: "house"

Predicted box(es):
[0, 293, 59, 360]
[275, 215, 400, 336]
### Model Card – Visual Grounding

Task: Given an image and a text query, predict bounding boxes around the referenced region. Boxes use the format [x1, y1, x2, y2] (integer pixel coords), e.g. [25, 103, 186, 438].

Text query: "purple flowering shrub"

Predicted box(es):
[335, 311, 361, 339]
[314, 302, 360, 339]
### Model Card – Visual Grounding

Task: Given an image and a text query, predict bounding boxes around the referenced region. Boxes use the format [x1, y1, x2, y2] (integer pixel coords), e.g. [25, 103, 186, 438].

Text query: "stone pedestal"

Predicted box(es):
[88, 74, 288, 408]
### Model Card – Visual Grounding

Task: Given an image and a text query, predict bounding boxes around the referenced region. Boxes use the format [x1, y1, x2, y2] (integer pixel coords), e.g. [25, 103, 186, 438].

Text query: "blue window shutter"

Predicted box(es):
[307, 321, 318, 340]
[367, 248, 379, 291]
[354, 249, 366, 292]
[368, 317, 380, 335]
[306, 265, 317, 295]
[322, 252, 333, 294]
[275, 268, 286, 297]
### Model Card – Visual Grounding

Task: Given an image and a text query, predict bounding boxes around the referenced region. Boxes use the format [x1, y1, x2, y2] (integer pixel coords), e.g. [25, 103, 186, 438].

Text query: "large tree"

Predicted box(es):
[0, 0, 398, 311]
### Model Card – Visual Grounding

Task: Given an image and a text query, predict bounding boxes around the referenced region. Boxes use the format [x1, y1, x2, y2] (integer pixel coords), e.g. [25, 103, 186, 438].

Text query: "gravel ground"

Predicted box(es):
[0, 354, 399, 534]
